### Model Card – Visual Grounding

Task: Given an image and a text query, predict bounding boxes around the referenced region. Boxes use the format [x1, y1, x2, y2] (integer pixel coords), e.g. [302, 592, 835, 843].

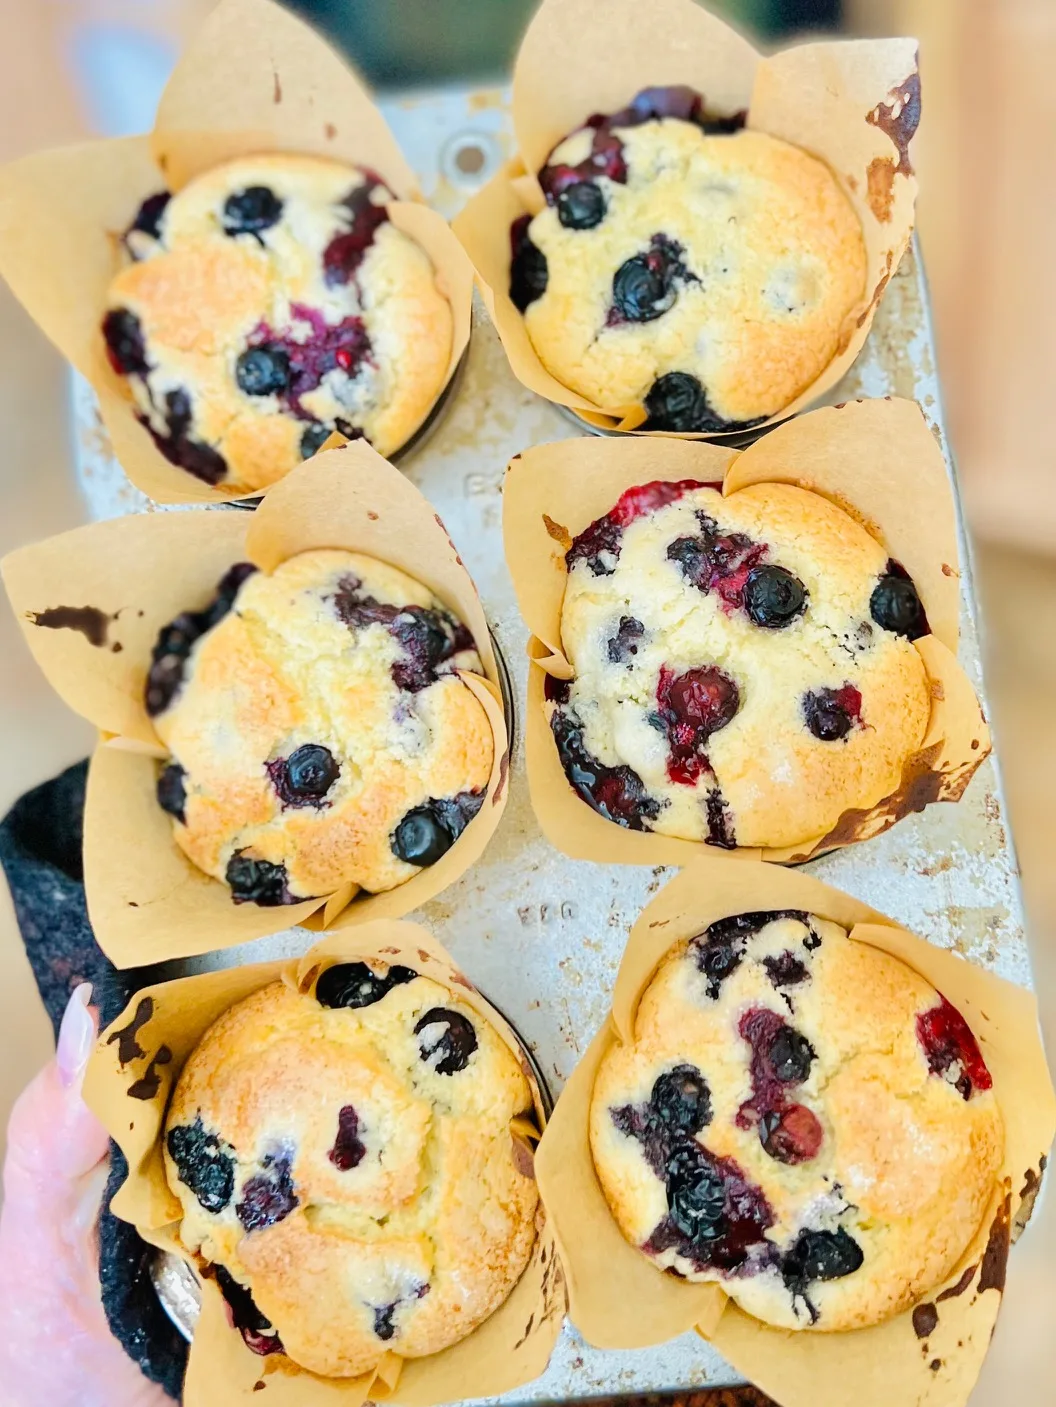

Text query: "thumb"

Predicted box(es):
[4, 985, 110, 1205]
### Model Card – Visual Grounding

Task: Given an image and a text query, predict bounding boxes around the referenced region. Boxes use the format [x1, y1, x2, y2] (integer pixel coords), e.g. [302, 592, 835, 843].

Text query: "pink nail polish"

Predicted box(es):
[57, 983, 95, 1089]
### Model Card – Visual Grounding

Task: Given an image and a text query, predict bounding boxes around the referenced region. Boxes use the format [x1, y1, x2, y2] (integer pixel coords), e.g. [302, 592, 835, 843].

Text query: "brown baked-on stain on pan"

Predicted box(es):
[106, 995, 154, 1064]
[976, 1189, 1013, 1295]
[27, 603, 122, 651]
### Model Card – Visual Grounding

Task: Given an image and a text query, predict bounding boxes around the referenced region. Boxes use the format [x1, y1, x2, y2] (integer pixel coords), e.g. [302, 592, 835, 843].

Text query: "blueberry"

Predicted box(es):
[236, 1152, 298, 1232]
[143, 386, 229, 485]
[509, 215, 548, 311]
[665, 1145, 726, 1241]
[128, 191, 170, 241]
[607, 615, 645, 664]
[314, 961, 416, 1010]
[214, 1266, 284, 1356]
[392, 805, 456, 866]
[145, 564, 257, 716]
[557, 181, 606, 230]
[782, 1227, 863, 1291]
[743, 565, 807, 628]
[102, 308, 149, 376]
[329, 1104, 367, 1170]
[222, 185, 283, 236]
[651, 1065, 711, 1135]
[550, 708, 662, 829]
[373, 1304, 398, 1341]
[269, 744, 339, 807]
[803, 685, 861, 742]
[166, 1115, 235, 1213]
[870, 572, 925, 639]
[643, 372, 710, 431]
[769, 1027, 815, 1083]
[156, 762, 187, 823]
[612, 251, 677, 322]
[414, 1007, 478, 1075]
[225, 853, 292, 906]
[759, 1104, 823, 1165]
[236, 346, 290, 397]
[300, 422, 331, 459]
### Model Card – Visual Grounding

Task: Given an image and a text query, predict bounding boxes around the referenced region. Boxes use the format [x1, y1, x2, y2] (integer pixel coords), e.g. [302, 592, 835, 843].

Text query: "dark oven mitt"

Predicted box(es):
[0, 760, 187, 1401]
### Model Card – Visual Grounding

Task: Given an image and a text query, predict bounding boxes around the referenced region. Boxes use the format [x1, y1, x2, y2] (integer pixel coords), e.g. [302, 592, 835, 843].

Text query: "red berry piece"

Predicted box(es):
[916, 994, 993, 1099]
[655, 663, 740, 785]
[328, 1105, 367, 1171]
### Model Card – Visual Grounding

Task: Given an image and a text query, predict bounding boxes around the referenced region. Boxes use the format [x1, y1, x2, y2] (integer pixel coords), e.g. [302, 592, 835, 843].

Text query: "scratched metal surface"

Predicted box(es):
[71, 87, 1029, 1402]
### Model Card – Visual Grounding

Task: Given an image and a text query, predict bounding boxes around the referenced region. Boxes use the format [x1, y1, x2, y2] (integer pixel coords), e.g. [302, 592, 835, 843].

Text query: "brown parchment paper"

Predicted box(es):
[83, 921, 564, 1406]
[535, 860, 1056, 1407]
[452, 0, 919, 435]
[1, 444, 509, 967]
[0, 0, 472, 506]
[503, 397, 987, 866]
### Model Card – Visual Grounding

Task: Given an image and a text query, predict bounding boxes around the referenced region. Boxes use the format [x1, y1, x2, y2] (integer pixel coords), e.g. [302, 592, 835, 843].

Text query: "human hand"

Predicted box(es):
[0, 984, 169, 1407]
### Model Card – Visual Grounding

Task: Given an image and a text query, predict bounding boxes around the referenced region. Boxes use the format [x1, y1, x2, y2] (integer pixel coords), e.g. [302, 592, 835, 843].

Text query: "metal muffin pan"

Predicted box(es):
[72, 86, 1031, 1403]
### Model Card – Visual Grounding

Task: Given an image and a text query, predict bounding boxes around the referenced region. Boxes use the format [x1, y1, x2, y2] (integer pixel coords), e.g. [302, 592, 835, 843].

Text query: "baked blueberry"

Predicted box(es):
[145, 564, 257, 716]
[509, 214, 548, 311]
[743, 565, 807, 628]
[314, 961, 416, 1010]
[225, 853, 293, 906]
[607, 615, 645, 664]
[373, 1304, 398, 1341]
[665, 1144, 726, 1241]
[769, 1027, 816, 1084]
[268, 744, 339, 808]
[156, 762, 187, 823]
[870, 566, 925, 639]
[222, 185, 284, 236]
[557, 181, 606, 230]
[236, 1152, 298, 1232]
[166, 1115, 235, 1214]
[392, 805, 457, 867]
[643, 372, 711, 432]
[803, 685, 862, 742]
[102, 308, 149, 376]
[127, 190, 171, 242]
[300, 421, 331, 459]
[329, 1105, 367, 1171]
[415, 1008, 478, 1075]
[214, 1266, 284, 1356]
[143, 386, 229, 486]
[651, 1065, 711, 1135]
[236, 345, 291, 397]
[782, 1227, 864, 1292]
[611, 242, 680, 323]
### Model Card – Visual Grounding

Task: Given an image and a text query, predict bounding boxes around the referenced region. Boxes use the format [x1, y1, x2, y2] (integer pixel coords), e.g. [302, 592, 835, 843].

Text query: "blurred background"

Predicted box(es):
[0, 0, 1052, 1402]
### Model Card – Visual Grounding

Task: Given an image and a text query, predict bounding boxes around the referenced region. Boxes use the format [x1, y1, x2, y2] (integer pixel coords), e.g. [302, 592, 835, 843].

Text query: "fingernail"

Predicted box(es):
[57, 983, 95, 1089]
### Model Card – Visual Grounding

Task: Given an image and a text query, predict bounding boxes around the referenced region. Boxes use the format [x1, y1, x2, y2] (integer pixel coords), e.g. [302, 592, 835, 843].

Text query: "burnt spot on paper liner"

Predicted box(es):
[937, 1264, 977, 1302]
[912, 1302, 939, 1339]
[126, 1044, 172, 1100]
[866, 70, 921, 176]
[27, 604, 124, 652]
[976, 1190, 1012, 1294]
[806, 739, 947, 855]
[106, 996, 154, 1064]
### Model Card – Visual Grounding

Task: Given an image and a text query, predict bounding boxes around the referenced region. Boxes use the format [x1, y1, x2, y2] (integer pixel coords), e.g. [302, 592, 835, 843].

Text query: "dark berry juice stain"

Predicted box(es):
[267, 744, 339, 809]
[736, 1008, 821, 1165]
[167, 1115, 236, 1213]
[782, 1228, 864, 1323]
[415, 1008, 478, 1075]
[145, 563, 258, 716]
[329, 1105, 367, 1170]
[236, 1152, 299, 1232]
[509, 214, 549, 312]
[549, 707, 661, 829]
[391, 791, 484, 866]
[689, 910, 809, 998]
[140, 387, 228, 485]
[223, 186, 284, 238]
[866, 73, 921, 176]
[315, 961, 416, 1009]
[127, 1045, 172, 1100]
[333, 574, 474, 693]
[27, 604, 120, 650]
[608, 235, 695, 326]
[643, 371, 763, 434]
[213, 1265, 285, 1357]
[916, 995, 993, 1100]
[666, 511, 768, 611]
[803, 684, 863, 742]
[870, 559, 928, 639]
[705, 790, 736, 850]
[567, 478, 705, 576]
[655, 663, 739, 785]
[607, 615, 645, 664]
[644, 1143, 774, 1275]
[243, 304, 372, 422]
[125, 191, 170, 248]
[102, 308, 150, 376]
[156, 762, 187, 824]
[544, 673, 571, 705]
[323, 179, 390, 286]
[225, 854, 298, 907]
[106, 996, 154, 1064]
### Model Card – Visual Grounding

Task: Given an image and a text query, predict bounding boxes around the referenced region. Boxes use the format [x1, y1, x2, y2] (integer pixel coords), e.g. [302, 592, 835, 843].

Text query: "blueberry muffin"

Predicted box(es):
[147, 550, 492, 904]
[510, 87, 866, 431]
[102, 154, 454, 491]
[547, 477, 932, 850]
[590, 912, 1003, 1331]
[164, 963, 539, 1375]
